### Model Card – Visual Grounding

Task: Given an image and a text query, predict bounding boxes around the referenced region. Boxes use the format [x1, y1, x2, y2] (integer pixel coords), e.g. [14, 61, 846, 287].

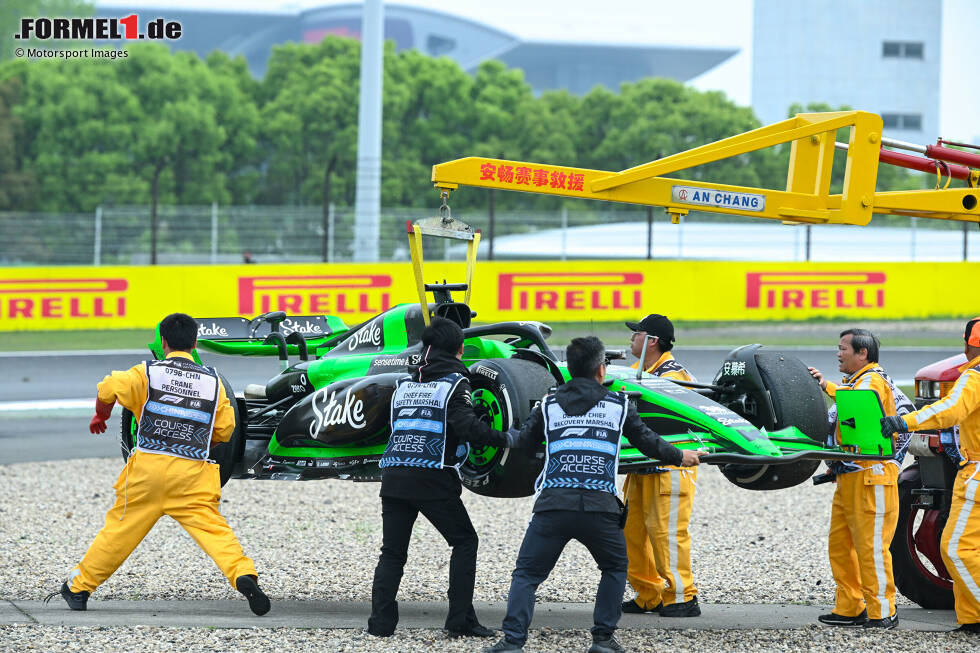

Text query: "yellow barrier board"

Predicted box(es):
[1, 261, 978, 331]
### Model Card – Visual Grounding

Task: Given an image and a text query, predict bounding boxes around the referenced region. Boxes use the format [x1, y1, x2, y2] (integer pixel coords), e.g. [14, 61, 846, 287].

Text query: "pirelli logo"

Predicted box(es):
[498, 271, 643, 312]
[238, 274, 393, 315]
[746, 271, 886, 310]
[0, 277, 127, 321]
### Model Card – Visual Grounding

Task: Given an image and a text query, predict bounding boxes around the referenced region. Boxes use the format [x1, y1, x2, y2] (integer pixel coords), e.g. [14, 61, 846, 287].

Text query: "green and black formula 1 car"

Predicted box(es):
[120, 217, 895, 499]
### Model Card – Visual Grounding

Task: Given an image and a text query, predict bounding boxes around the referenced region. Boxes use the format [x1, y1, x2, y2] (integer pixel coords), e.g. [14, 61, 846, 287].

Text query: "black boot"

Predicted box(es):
[953, 623, 980, 634]
[236, 575, 271, 616]
[660, 596, 700, 618]
[817, 609, 868, 627]
[588, 632, 625, 653]
[863, 613, 898, 629]
[484, 637, 524, 652]
[621, 599, 660, 614]
[448, 623, 496, 638]
[44, 582, 89, 611]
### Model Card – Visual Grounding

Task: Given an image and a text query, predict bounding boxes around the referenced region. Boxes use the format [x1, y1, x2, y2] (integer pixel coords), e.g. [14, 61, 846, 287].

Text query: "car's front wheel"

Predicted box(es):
[720, 351, 826, 490]
[461, 358, 556, 498]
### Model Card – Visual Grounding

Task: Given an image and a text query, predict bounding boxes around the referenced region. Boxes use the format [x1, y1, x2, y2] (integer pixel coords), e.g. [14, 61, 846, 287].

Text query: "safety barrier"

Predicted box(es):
[1, 260, 978, 330]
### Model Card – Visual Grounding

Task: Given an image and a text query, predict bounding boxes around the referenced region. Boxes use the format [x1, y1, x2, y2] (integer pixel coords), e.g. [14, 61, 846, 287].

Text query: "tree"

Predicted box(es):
[0, 0, 93, 61]
[4, 42, 260, 262]
[0, 74, 38, 210]
[379, 48, 476, 208]
[123, 44, 263, 261]
[584, 78, 779, 191]
[259, 37, 360, 259]
[11, 55, 147, 213]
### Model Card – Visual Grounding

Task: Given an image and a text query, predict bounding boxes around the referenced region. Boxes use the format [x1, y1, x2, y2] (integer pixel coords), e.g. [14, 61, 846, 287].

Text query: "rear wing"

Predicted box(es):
[147, 315, 349, 361]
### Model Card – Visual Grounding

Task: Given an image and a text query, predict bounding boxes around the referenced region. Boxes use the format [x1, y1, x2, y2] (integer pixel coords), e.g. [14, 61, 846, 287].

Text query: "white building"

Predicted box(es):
[752, 0, 942, 139]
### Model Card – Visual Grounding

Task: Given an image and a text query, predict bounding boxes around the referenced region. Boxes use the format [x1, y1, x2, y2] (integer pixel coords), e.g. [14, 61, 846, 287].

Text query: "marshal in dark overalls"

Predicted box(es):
[485, 336, 701, 653]
[369, 317, 515, 639]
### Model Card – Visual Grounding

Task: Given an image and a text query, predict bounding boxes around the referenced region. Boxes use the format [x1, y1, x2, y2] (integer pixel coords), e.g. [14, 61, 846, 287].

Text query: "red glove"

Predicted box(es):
[89, 399, 115, 434]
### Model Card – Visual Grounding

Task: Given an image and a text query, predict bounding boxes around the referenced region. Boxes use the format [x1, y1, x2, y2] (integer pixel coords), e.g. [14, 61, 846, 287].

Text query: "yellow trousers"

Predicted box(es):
[623, 468, 697, 608]
[69, 451, 257, 594]
[827, 464, 898, 620]
[941, 462, 980, 625]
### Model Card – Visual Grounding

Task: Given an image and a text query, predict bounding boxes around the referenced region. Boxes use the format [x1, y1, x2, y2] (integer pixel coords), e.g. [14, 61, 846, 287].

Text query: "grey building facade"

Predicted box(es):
[752, 0, 942, 139]
[96, 3, 737, 95]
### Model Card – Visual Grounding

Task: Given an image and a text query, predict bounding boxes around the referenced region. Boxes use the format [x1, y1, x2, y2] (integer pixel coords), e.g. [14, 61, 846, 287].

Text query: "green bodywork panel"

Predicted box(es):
[835, 389, 893, 457]
[268, 437, 388, 458]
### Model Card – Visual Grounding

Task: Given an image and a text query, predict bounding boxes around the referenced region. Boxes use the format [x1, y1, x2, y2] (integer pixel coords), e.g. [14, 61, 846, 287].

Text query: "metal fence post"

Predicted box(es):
[805, 225, 812, 262]
[910, 217, 917, 261]
[210, 202, 218, 265]
[560, 206, 568, 261]
[94, 206, 102, 266]
[646, 207, 653, 260]
[677, 214, 683, 258]
[964, 221, 969, 262]
[488, 189, 496, 261]
[328, 203, 335, 263]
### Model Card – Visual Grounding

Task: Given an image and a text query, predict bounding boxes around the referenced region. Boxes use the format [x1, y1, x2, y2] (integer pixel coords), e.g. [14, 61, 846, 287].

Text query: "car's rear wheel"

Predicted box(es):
[119, 375, 243, 487]
[721, 351, 827, 491]
[891, 476, 954, 609]
[461, 358, 556, 498]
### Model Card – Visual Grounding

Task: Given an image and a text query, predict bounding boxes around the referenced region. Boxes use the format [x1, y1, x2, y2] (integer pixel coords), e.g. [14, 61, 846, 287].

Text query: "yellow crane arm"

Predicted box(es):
[431, 111, 980, 226]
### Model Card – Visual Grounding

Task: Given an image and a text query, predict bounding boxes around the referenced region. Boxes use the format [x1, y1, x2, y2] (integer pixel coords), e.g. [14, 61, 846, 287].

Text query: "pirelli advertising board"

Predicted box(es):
[1, 261, 977, 331]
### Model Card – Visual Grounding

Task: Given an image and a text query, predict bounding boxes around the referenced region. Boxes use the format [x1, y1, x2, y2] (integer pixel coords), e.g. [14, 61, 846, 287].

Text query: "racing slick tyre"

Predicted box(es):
[461, 358, 556, 498]
[721, 351, 828, 491]
[891, 475, 954, 609]
[119, 375, 244, 487]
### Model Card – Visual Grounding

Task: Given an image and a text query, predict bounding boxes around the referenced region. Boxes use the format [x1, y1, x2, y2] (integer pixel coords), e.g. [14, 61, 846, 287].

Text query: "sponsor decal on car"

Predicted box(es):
[473, 364, 499, 381]
[280, 317, 324, 336]
[309, 388, 366, 436]
[348, 318, 383, 351]
[699, 405, 729, 414]
[198, 321, 230, 337]
[371, 355, 411, 367]
[721, 361, 747, 376]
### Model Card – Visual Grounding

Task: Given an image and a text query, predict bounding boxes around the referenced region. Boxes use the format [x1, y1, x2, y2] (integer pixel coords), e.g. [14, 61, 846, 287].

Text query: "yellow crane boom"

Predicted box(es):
[431, 111, 979, 227]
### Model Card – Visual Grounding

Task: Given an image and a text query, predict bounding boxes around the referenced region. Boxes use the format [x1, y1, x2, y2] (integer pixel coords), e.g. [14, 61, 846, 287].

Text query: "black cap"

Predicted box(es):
[625, 314, 675, 345]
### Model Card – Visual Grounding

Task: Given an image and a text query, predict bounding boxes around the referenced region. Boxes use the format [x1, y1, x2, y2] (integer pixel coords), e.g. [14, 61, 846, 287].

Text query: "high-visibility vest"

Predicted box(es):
[535, 390, 628, 495]
[379, 372, 468, 472]
[136, 358, 220, 461]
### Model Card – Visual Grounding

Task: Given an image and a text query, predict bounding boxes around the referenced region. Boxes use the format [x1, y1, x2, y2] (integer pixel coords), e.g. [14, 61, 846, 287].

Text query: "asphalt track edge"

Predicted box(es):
[1, 600, 957, 631]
